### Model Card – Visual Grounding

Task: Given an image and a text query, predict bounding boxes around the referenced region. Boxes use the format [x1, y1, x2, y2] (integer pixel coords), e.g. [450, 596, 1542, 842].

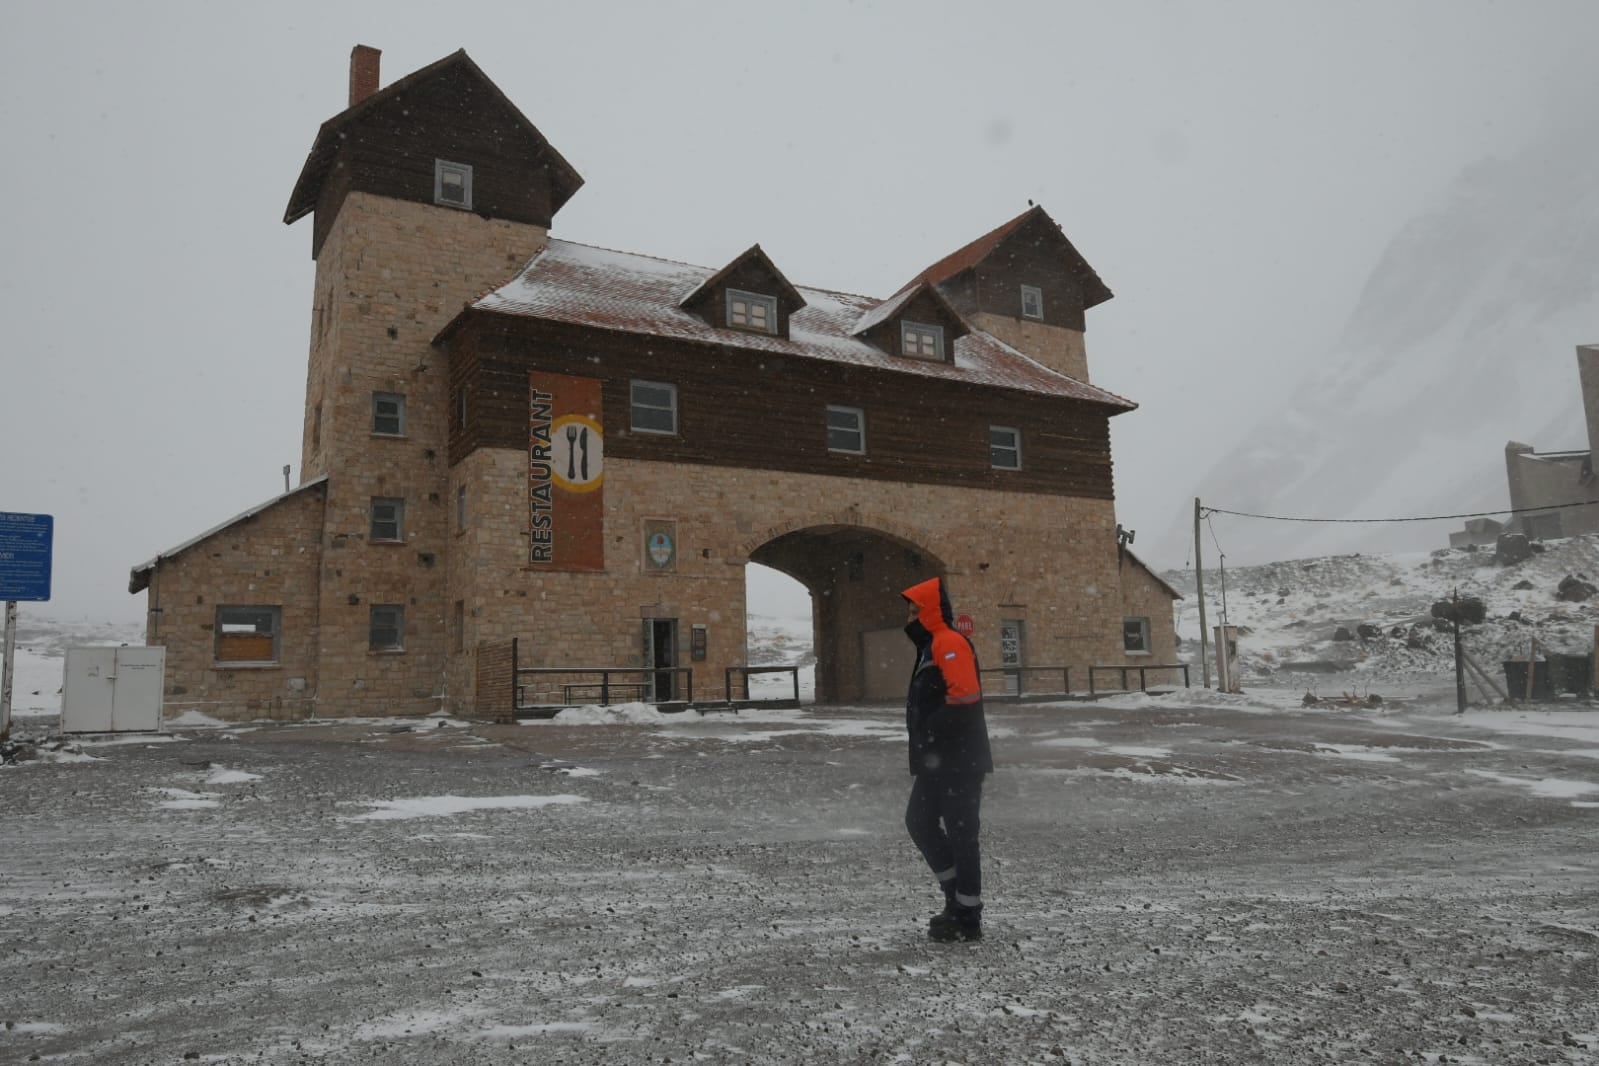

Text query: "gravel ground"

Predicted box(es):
[4, 693, 1598, 1065]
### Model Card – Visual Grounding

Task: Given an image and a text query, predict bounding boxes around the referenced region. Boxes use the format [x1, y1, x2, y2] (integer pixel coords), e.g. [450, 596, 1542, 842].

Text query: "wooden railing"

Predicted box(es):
[514, 662, 694, 709]
[1087, 663, 1190, 695]
[725, 665, 803, 703]
[978, 666, 1071, 698]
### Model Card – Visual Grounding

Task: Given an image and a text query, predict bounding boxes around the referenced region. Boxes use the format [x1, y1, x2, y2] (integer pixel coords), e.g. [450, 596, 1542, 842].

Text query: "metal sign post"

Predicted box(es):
[0, 512, 54, 739]
[1, 601, 16, 739]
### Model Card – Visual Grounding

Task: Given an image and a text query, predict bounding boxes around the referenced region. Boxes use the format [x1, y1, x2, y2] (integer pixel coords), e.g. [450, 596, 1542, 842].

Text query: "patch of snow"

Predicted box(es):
[166, 710, 233, 729]
[205, 767, 262, 784]
[348, 794, 588, 821]
[153, 787, 221, 810]
[1464, 769, 1599, 800]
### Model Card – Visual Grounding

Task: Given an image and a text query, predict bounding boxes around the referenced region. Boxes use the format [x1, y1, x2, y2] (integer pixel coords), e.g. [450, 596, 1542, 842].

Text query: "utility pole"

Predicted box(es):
[1194, 497, 1210, 689]
[1452, 587, 1466, 714]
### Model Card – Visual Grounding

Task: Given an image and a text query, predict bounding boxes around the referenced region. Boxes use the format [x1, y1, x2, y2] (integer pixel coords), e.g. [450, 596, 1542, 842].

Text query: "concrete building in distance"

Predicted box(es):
[1504, 344, 1599, 540]
[129, 46, 1179, 721]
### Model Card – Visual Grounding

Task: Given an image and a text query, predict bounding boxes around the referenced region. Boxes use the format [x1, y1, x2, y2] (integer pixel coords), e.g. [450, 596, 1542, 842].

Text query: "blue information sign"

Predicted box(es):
[0, 512, 53, 601]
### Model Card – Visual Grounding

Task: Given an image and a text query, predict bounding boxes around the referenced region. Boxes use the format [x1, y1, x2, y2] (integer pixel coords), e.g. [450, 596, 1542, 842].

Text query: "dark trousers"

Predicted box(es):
[904, 772, 984, 904]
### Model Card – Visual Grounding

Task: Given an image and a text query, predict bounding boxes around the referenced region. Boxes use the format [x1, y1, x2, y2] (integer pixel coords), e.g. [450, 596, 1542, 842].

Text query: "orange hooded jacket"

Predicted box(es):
[902, 577, 993, 775]
[903, 576, 982, 705]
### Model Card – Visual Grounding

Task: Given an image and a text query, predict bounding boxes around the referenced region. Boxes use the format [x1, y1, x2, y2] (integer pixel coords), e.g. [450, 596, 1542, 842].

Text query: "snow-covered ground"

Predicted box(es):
[4, 550, 1597, 1062]
[4, 693, 1596, 1063]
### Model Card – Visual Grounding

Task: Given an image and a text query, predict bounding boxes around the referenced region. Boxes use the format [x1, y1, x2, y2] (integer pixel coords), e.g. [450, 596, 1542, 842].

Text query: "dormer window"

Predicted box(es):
[434, 159, 473, 210]
[726, 289, 777, 334]
[1021, 285, 1043, 320]
[900, 321, 944, 360]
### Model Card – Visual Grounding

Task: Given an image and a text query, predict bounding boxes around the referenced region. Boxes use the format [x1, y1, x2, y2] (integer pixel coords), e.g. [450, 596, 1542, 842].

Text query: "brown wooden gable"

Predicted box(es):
[284, 49, 583, 257]
[909, 205, 1113, 333]
[851, 281, 969, 364]
[678, 244, 807, 339]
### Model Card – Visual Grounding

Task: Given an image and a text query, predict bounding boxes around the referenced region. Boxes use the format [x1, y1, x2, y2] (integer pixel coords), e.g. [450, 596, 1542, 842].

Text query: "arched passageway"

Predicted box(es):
[749, 525, 947, 703]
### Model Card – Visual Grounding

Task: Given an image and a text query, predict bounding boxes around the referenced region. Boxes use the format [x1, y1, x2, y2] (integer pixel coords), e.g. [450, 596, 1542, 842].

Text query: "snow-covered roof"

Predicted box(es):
[128, 476, 329, 593]
[849, 281, 925, 337]
[459, 240, 1136, 409]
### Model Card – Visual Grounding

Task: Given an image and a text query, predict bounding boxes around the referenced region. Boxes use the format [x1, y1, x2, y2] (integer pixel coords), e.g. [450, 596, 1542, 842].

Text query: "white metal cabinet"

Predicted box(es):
[61, 646, 166, 733]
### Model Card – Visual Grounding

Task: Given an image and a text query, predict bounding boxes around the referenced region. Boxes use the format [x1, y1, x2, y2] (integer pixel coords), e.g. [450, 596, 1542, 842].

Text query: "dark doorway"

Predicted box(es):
[643, 618, 678, 701]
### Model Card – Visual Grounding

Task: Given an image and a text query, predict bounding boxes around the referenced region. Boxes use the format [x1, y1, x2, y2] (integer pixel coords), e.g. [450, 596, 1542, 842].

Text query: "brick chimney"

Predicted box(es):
[349, 45, 381, 107]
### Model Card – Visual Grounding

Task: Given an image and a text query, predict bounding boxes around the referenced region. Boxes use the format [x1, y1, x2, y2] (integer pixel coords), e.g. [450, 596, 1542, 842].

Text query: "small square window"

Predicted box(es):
[990, 426, 1022, 470]
[370, 605, 405, 651]
[434, 159, 473, 210]
[215, 605, 281, 664]
[1021, 284, 1044, 320]
[372, 392, 406, 436]
[726, 289, 777, 334]
[631, 380, 678, 434]
[900, 321, 944, 359]
[826, 405, 865, 454]
[370, 497, 404, 542]
[1123, 617, 1151, 655]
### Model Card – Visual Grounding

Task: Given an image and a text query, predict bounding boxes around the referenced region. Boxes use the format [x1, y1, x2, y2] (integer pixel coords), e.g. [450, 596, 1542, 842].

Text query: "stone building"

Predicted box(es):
[1503, 344, 1599, 540]
[129, 46, 1179, 721]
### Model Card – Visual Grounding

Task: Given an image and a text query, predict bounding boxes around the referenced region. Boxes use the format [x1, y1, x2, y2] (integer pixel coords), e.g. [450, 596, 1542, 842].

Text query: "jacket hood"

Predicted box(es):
[902, 576, 953, 634]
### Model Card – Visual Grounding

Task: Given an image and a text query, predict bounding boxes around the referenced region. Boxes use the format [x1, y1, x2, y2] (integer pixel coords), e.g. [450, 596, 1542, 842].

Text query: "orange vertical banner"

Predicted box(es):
[529, 372, 605, 571]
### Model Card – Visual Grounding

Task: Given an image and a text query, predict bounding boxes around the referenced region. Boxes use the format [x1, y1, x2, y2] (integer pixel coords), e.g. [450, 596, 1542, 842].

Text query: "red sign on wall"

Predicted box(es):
[955, 614, 975, 637]
[529, 372, 605, 571]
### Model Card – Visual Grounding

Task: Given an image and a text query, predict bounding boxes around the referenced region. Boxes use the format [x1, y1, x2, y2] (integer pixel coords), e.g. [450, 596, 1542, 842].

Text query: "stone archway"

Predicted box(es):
[749, 524, 947, 703]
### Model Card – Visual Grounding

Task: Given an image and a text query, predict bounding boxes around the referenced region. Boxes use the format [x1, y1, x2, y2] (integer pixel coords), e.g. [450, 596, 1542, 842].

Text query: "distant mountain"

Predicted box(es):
[1158, 122, 1599, 566]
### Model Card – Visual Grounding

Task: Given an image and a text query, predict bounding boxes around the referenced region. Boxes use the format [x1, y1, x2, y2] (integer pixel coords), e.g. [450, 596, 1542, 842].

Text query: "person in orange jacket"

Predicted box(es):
[901, 576, 993, 941]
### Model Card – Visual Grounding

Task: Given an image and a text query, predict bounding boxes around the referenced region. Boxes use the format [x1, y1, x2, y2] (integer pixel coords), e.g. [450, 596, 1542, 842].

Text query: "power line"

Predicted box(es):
[1200, 498, 1599, 525]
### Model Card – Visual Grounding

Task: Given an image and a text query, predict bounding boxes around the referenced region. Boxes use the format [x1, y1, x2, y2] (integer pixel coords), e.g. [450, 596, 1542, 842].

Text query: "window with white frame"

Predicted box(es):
[434, 159, 473, 209]
[990, 425, 1022, 469]
[1021, 284, 1043, 320]
[726, 289, 777, 334]
[372, 392, 406, 436]
[1123, 616, 1151, 655]
[999, 619, 1025, 695]
[215, 605, 281, 664]
[826, 405, 865, 454]
[370, 497, 404, 542]
[370, 605, 405, 651]
[900, 321, 944, 359]
[630, 380, 678, 434]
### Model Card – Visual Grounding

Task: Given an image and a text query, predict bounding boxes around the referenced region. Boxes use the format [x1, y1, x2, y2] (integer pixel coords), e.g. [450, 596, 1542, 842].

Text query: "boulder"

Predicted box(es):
[1332, 626, 1355, 642]
[1557, 574, 1597, 602]
[1495, 532, 1532, 565]
[1431, 597, 1486, 625]
[1513, 579, 1534, 590]
[1357, 623, 1384, 640]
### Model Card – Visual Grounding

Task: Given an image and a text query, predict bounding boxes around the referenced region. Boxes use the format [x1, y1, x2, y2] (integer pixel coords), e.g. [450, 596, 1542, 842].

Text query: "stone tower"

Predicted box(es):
[280, 46, 582, 714]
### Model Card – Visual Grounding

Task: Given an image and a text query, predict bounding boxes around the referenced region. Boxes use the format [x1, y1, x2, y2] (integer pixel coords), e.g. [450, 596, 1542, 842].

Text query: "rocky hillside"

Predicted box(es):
[1163, 532, 1599, 697]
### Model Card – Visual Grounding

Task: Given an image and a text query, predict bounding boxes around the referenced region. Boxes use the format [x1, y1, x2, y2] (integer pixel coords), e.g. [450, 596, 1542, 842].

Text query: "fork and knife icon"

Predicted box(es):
[565, 424, 590, 482]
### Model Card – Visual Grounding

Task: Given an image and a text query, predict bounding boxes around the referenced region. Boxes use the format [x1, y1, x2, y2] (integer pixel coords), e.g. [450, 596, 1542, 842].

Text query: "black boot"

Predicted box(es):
[930, 902, 982, 942]
[931, 880, 957, 920]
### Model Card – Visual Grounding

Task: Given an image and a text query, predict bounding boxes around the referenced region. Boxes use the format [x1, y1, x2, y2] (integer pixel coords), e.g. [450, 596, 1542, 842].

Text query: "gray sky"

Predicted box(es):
[4, 0, 1597, 622]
